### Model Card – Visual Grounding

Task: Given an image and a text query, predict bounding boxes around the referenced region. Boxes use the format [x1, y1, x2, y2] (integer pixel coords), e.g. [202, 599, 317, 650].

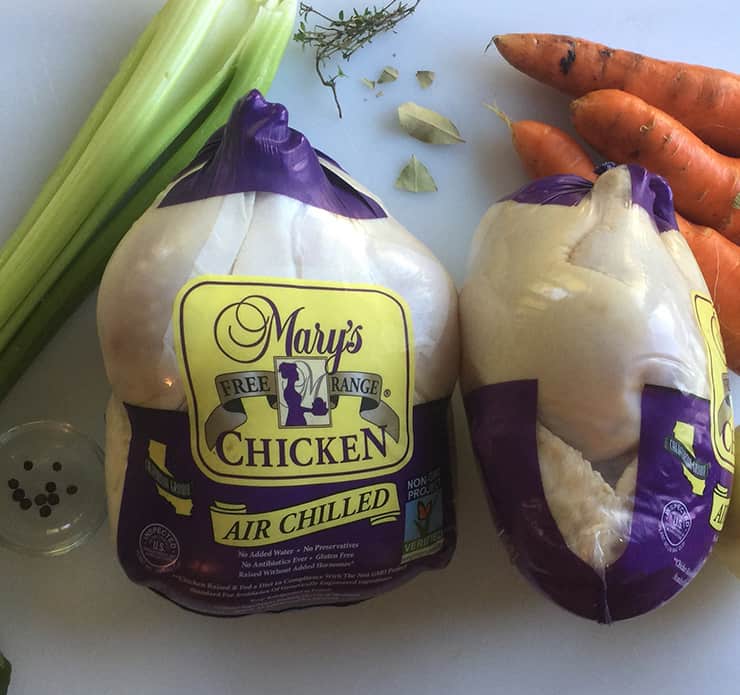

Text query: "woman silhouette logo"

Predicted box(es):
[278, 361, 329, 427]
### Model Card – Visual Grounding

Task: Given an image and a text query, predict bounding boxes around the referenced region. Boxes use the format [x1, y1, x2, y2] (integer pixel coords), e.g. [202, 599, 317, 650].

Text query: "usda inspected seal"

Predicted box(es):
[139, 523, 180, 571]
[660, 500, 692, 550]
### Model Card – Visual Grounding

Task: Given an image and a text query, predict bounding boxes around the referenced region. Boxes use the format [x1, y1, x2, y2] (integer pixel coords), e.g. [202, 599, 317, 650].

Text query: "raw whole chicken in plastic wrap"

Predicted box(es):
[97, 91, 458, 616]
[460, 164, 734, 622]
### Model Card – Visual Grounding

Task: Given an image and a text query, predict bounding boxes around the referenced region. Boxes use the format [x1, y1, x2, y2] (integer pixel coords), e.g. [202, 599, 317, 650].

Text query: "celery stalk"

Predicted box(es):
[0, 0, 296, 397]
[0, 14, 160, 274]
[0, 0, 242, 320]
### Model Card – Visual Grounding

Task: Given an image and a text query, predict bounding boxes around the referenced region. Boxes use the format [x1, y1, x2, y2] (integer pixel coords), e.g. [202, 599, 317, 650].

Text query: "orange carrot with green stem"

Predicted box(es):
[569, 88, 740, 242]
[492, 112, 740, 370]
[493, 33, 740, 157]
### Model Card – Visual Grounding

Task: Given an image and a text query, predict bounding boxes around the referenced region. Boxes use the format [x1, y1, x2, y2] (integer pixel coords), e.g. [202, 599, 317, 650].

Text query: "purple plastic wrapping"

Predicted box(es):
[117, 399, 455, 616]
[160, 90, 386, 219]
[465, 381, 730, 622]
[501, 164, 678, 232]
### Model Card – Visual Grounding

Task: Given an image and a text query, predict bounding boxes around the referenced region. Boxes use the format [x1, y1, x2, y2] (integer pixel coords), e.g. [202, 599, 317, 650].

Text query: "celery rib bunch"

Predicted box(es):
[0, 0, 296, 399]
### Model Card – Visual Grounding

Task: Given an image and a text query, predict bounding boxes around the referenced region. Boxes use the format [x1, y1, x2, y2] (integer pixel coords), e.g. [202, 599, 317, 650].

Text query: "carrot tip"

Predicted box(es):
[489, 34, 511, 54]
[486, 35, 500, 54]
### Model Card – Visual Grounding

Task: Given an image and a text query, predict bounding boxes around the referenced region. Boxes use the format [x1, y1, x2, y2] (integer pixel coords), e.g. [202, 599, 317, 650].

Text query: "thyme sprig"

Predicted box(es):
[294, 1, 421, 117]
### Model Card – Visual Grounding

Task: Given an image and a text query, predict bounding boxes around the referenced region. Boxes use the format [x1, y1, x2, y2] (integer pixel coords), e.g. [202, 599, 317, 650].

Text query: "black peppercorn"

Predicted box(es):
[7, 479, 19, 490]
[45, 482, 56, 493]
[34, 494, 48, 506]
[48, 493, 60, 506]
[20, 498, 32, 511]
[23, 460, 33, 471]
[12, 489, 25, 502]
[66, 485, 78, 495]
[39, 505, 51, 518]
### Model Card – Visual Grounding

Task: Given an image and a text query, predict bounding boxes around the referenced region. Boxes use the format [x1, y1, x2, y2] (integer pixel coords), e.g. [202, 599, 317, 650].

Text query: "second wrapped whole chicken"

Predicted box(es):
[461, 164, 734, 622]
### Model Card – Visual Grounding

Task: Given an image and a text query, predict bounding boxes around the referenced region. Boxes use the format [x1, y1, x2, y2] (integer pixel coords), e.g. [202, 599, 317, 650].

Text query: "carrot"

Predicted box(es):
[492, 33, 740, 157]
[498, 115, 740, 370]
[569, 89, 740, 242]
[486, 104, 594, 180]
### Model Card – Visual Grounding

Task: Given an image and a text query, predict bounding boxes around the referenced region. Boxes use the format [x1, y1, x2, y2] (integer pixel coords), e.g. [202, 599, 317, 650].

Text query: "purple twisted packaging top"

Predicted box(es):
[500, 164, 678, 232]
[160, 90, 387, 219]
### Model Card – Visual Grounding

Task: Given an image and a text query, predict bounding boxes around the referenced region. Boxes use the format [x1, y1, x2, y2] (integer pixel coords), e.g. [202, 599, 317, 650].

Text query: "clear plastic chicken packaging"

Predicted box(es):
[461, 164, 734, 622]
[97, 91, 458, 616]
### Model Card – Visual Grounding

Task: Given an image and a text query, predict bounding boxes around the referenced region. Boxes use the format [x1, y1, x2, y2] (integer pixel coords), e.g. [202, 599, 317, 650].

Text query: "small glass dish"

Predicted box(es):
[0, 420, 106, 556]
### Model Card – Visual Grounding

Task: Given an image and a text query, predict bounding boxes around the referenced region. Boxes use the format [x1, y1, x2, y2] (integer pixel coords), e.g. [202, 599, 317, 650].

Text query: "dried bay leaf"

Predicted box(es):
[416, 70, 435, 88]
[377, 66, 399, 83]
[395, 155, 438, 193]
[397, 102, 464, 145]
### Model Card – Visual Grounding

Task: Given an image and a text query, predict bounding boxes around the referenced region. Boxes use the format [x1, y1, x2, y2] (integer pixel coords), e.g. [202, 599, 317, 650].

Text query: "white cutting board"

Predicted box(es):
[2, 1, 740, 693]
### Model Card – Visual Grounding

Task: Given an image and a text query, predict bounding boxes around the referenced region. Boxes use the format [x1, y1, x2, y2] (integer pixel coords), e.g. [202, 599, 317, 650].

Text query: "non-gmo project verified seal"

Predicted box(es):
[402, 468, 444, 563]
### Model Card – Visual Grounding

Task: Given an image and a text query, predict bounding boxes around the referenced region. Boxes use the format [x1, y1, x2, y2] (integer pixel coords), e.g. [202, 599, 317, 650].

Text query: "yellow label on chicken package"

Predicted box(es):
[173, 277, 414, 486]
[693, 292, 734, 473]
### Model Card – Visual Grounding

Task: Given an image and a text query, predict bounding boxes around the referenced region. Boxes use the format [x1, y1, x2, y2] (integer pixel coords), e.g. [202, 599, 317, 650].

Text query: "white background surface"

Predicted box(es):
[1, 1, 740, 693]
